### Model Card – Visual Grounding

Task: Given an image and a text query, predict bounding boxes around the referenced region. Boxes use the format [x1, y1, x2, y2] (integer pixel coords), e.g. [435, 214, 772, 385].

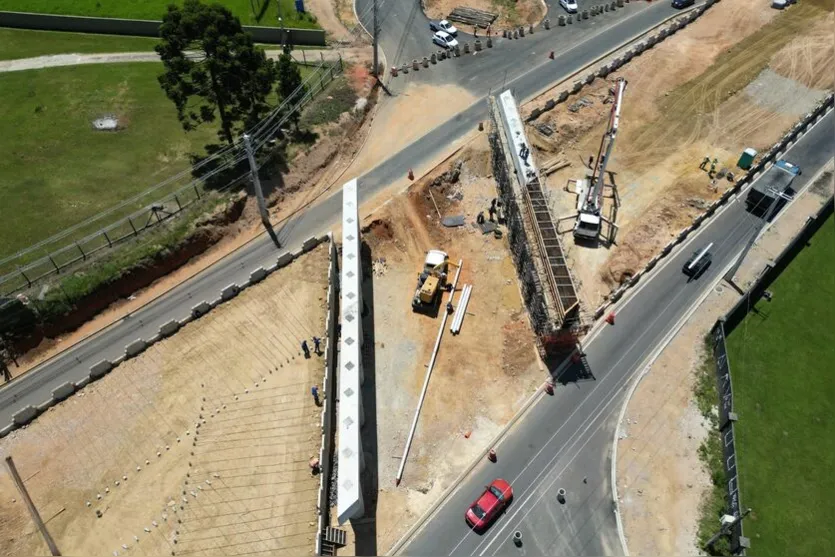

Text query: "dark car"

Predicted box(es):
[672, 0, 694, 7]
[682, 242, 713, 280]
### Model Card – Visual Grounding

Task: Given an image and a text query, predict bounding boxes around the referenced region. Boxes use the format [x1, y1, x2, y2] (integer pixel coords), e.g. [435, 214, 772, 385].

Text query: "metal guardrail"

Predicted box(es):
[0, 57, 344, 296]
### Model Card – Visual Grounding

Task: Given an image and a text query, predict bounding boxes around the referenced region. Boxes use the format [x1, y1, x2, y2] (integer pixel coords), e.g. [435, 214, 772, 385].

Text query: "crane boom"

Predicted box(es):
[587, 78, 627, 212]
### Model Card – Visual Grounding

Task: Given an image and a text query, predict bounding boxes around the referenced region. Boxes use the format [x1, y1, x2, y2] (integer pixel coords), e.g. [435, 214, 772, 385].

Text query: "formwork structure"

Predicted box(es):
[489, 92, 581, 357]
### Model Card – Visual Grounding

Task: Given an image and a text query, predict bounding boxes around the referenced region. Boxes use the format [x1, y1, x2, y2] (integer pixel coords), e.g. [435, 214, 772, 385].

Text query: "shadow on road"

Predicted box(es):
[546, 351, 596, 385]
[353, 240, 378, 555]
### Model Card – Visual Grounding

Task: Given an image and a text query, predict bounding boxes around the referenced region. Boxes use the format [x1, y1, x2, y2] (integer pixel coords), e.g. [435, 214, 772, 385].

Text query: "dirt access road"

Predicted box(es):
[338, 133, 546, 553]
[0, 246, 330, 557]
[525, 0, 834, 311]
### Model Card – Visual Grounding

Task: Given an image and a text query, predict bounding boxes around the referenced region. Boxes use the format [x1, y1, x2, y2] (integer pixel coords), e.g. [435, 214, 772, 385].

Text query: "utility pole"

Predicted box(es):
[724, 189, 792, 286]
[372, 0, 379, 76]
[5, 456, 61, 556]
[242, 134, 271, 230]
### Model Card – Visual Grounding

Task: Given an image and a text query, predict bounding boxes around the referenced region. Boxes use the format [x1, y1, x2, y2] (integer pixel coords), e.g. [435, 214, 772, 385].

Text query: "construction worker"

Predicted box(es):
[588, 155, 594, 169]
[710, 158, 718, 174]
[474, 25, 478, 37]
[488, 205, 496, 222]
[312, 336, 322, 355]
[311, 385, 320, 406]
[486, 24, 492, 37]
[699, 156, 710, 170]
[301, 340, 310, 359]
[477, 211, 485, 224]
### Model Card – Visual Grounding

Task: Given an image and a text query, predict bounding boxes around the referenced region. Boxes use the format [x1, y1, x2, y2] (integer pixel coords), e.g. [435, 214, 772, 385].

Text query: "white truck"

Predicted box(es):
[745, 159, 801, 218]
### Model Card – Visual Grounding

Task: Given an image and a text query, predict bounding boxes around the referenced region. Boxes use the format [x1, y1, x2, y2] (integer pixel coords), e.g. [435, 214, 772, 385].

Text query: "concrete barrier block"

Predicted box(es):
[598, 64, 611, 78]
[191, 301, 212, 318]
[37, 400, 53, 413]
[125, 339, 148, 358]
[52, 382, 75, 402]
[544, 99, 557, 110]
[557, 90, 570, 102]
[0, 423, 14, 438]
[13, 405, 38, 426]
[571, 81, 583, 94]
[634, 42, 645, 53]
[75, 376, 91, 389]
[585, 73, 596, 85]
[220, 283, 240, 301]
[277, 252, 295, 268]
[303, 236, 322, 252]
[558, 15, 566, 25]
[609, 57, 622, 70]
[528, 108, 543, 121]
[159, 319, 181, 338]
[249, 267, 268, 284]
[90, 359, 114, 380]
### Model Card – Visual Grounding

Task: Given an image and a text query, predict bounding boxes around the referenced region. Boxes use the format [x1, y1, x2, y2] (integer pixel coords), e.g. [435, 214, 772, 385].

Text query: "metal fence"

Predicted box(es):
[0, 57, 344, 296]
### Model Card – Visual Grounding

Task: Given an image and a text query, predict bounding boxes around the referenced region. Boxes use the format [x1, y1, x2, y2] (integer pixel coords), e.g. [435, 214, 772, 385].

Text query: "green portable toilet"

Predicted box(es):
[737, 148, 757, 170]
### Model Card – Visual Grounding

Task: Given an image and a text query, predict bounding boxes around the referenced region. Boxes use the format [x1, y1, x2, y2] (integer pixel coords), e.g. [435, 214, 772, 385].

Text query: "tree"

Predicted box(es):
[276, 43, 304, 129]
[156, 0, 277, 145]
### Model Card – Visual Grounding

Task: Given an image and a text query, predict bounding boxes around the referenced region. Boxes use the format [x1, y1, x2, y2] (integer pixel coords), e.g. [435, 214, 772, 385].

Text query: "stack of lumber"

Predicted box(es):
[447, 6, 498, 28]
[540, 156, 571, 176]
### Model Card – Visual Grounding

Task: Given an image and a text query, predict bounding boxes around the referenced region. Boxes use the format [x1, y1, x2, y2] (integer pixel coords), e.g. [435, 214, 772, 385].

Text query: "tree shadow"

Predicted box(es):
[354, 240, 378, 555]
[252, 0, 272, 23]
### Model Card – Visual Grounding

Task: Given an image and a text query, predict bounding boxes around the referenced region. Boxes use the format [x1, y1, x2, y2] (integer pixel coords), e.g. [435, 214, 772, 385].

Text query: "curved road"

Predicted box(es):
[396, 111, 835, 556]
[0, 1, 691, 427]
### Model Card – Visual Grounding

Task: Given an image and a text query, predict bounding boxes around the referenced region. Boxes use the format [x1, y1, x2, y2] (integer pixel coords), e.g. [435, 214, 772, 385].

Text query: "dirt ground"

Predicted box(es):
[0, 245, 331, 557]
[10, 58, 378, 378]
[306, 0, 354, 42]
[425, 0, 546, 29]
[615, 165, 833, 554]
[524, 0, 834, 311]
[344, 133, 545, 552]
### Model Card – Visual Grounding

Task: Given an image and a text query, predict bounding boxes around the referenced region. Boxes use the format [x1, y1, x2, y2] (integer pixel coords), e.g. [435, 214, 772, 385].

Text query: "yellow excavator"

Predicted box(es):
[412, 250, 455, 313]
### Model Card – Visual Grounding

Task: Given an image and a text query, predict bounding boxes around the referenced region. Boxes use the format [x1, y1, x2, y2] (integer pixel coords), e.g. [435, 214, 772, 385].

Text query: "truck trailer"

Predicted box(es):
[745, 159, 801, 218]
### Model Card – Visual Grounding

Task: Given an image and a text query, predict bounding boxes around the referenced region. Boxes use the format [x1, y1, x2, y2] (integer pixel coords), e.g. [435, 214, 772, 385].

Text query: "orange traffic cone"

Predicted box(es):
[606, 312, 616, 325]
[408, 168, 415, 181]
[487, 449, 497, 462]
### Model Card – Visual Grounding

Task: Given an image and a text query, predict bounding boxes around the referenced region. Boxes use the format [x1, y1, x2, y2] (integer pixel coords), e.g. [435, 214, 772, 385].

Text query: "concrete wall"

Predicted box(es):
[0, 11, 326, 46]
[0, 234, 332, 439]
[315, 235, 340, 554]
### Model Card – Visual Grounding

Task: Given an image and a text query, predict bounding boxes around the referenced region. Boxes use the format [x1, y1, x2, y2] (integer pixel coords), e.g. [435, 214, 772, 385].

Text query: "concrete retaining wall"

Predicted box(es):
[0, 234, 333, 438]
[0, 11, 326, 45]
[315, 234, 340, 555]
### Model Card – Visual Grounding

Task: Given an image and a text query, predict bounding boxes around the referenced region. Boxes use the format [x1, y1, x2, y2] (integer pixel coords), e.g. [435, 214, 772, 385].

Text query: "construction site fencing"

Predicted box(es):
[488, 104, 552, 341]
[707, 196, 833, 555]
[592, 93, 834, 320]
[0, 57, 344, 297]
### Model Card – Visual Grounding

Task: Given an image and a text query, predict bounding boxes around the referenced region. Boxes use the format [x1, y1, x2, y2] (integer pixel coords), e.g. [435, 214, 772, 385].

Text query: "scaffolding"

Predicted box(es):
[489, 94, 580, 356]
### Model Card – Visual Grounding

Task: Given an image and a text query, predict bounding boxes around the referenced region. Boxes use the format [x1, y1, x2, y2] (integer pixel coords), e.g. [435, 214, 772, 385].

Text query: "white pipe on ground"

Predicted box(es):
[395, 259, 464, 486]
[451, 284, 473, 334]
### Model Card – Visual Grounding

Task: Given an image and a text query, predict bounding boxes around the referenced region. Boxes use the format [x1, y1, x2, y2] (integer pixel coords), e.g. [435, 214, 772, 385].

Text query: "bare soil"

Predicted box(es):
[616, 166, 833, 554]
[306, 0, 353, 41]
[345, 134, 545, 552]
[425, 0, 546, 29]
[525, 0, 833, 310]
[0, 245, 331, 557]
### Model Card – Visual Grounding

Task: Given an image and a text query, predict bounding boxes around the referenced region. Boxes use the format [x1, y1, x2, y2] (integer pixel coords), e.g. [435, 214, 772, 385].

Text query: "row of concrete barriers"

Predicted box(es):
[390, 0, 633, 79]
[592, 93, 835, 320]
[0, 234, 332, 438]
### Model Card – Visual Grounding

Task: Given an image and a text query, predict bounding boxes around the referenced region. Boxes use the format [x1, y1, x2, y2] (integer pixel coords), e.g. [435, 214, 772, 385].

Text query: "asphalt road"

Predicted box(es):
[0, 0, 691, 427]
[397, 111, 835, 556]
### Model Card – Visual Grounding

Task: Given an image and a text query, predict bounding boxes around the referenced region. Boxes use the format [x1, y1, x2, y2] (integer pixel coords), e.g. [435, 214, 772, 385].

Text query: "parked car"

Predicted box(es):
[465, 479, 513, 532]
[671, 0, 694, 7]
[559, 0, 579, 13]
[429, 19, 458, 36]
[432, 31, 459, 50]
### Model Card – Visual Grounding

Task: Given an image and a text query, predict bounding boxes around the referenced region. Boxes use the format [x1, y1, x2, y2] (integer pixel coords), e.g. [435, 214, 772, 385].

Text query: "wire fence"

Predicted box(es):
[0, 56, 344, 296]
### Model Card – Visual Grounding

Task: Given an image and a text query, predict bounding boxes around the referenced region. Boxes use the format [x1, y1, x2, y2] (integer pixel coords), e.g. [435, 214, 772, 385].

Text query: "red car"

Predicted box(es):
[465, 479, 513, 531]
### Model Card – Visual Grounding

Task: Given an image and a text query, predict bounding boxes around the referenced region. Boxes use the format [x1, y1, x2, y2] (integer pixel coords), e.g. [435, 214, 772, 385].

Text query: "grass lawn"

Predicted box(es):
[0, 0, 320, 28]
[0, 62, 218, 261]
[0, 28, 159, 61]
[725, 214, 835, 556]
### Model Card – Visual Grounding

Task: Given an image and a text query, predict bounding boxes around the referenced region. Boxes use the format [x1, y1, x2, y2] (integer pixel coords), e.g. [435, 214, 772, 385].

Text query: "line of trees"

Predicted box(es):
[156, 0, 303, 145]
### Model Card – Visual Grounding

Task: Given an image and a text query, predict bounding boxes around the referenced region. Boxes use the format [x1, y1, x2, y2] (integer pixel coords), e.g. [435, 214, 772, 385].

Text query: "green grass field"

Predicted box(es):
[0, 60, 318, 262]
[0, 63, 218, 260]
[725, 214, 835, 556]
[0, 0, 319, 28]
[0, 28, 160, 60]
